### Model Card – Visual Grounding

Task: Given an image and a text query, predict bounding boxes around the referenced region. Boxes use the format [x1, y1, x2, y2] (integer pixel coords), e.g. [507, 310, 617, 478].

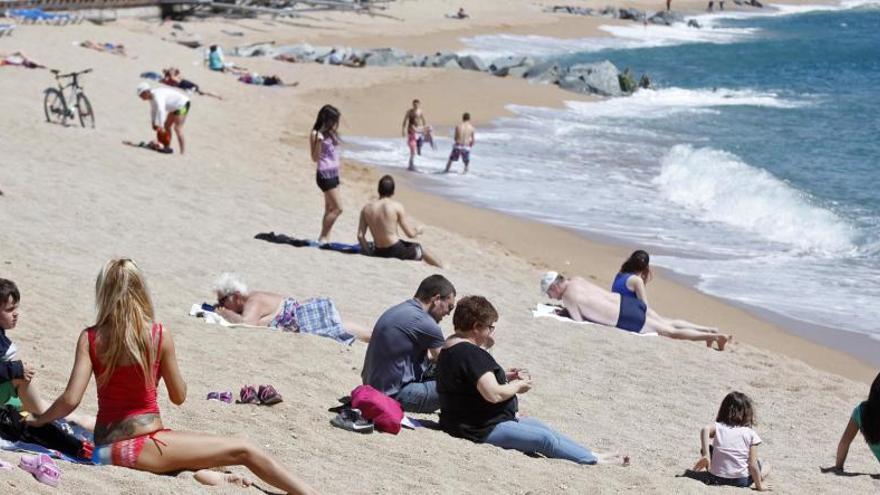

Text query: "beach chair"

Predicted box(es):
[0, 24, 14, 36]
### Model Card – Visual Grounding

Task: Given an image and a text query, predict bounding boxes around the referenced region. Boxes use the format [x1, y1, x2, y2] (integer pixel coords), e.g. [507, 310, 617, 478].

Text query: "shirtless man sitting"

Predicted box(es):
[444, 112, 475, 174]
[402, 99, 428, 171]
[213, 273, 371, 343]
[540, 271, 730, 350]
[358, 175, 444, 268]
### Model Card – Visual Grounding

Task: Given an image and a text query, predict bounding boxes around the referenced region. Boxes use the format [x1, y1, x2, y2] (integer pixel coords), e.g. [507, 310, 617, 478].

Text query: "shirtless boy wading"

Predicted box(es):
[358, 175, 444, 268]
[445, 113, 475, 174]
[402, 99, 428, 170]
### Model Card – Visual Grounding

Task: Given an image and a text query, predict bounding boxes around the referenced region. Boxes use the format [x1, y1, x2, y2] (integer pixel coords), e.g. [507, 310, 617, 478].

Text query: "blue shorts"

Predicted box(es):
[616, 296, 646, 333]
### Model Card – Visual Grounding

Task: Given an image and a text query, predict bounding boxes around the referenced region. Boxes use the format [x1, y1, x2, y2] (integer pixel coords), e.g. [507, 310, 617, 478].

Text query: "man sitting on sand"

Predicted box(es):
[361, 275, 456, 413]
[358, 175, 444, 268]
[444, 112, 475, 174]
[212, 272, 371, 344]
[541, 271, 731, 350]
[136, 82, 190, 154]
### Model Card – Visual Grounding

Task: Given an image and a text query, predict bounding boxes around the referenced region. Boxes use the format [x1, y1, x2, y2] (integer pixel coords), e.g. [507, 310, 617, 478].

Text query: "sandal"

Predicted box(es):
[19, 453, 61, 487]
[257, 384, 283, 406]
[237, 385, 258, 404]
[207, 391, 233, 404]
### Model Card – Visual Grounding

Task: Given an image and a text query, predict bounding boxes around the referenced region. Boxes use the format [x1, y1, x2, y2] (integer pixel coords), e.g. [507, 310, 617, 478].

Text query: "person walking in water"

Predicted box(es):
[402, 99, 428, 171]
[310, 104, 343, 244]
[444, 113, 475, 174]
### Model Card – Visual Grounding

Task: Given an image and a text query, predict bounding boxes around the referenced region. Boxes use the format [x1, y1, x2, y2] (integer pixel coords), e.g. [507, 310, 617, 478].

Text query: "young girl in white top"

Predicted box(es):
[693, 391, 770, 490]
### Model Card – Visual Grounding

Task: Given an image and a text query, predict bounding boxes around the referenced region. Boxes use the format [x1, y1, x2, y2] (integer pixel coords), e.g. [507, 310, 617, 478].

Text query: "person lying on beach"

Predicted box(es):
[830, 371, 880, 471]
[402, 99, 428, 171]
[361, 275, 456, 413]
[612, 250, 718, 333]
[444, 112, 475, 174]
[0, 51, 45, 68]
[540, 271, 731, 349]
[136, 82, 190, 154]
[692, 392, 770, 490]
[358, 175, 445, 268]
[161, 67, 222, 99]
[212, 272, 371, 343]
[29, 259, 317, 495]
[0, 278, 94, 429]
[437, 295, 629, 465]
[80, 40, 127, 57]
[238, 73, 299, 87]
[447, 7, 470, 19]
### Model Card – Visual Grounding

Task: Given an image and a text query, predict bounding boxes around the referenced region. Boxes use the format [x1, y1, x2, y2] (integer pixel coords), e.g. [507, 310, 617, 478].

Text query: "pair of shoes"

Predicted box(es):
[207, 391, 233, 404]
[19, 453, 61, 487]
[330, 408, 374, 434]
[238, 385, 283, 406]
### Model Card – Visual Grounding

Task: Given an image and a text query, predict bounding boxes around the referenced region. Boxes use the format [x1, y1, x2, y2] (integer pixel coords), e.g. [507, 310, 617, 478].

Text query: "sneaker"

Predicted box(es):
[257, 384, 283, 406]
[330, 408, 374, 434]
[237, 385, 258, 404]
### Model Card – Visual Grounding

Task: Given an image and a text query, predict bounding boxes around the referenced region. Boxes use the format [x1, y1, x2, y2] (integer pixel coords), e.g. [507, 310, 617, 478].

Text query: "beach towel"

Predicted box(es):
[532, 304, 658, 336]
[0, 408, 93, 463]
[255, 232, 364, 254]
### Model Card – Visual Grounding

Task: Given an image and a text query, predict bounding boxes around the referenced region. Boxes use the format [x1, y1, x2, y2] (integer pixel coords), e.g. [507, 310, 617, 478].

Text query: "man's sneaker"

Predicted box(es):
[330, 408, 374, 434]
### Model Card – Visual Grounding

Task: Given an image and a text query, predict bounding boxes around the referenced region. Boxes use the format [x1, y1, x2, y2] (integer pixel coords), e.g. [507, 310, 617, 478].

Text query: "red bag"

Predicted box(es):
[351, 385, 404, 435]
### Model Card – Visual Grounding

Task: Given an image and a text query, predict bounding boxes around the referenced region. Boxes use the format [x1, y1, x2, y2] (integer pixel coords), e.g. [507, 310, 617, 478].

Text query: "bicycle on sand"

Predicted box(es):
[43, 68, 95, 128]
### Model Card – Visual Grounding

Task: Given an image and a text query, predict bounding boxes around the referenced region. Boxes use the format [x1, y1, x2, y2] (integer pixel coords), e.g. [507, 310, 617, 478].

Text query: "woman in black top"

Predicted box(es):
[436, 295, 628, 465]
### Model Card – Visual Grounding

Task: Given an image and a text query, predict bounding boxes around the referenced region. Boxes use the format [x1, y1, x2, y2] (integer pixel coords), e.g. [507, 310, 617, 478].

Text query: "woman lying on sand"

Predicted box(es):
[832, 371, 880, 470]
[542, 271, 731, 350]
[612, 250, 718, 333]
[29, 259, 317, 495]
[0, 51, 45, 68]
[80, 41, 127, 57]
[436, 295, 629, 465]
[161, 67, 222, 100]
[213, 272, 371, 343]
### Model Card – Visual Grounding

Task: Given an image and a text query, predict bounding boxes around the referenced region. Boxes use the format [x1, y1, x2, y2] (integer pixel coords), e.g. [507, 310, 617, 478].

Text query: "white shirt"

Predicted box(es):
[710, 422, 762, 479]
[149, 87, 190, 127]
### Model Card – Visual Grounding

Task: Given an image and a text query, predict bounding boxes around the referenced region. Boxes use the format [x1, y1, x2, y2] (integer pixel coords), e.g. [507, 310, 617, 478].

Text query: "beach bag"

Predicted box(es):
[350, 385, 403, 435]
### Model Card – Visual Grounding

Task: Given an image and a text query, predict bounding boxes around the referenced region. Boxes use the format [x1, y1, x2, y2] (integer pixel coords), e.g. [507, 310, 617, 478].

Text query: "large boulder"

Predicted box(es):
[648, 10, 685, 25]
[524, 60, 561, 83]
[362, 47, 408, 67]
[506, 64, 531, 78]
[489, 56, 534, 77]
[559, 60, 623, 96]
[458, 54, 488, 72]
[433, 52, 459, 67]
[618, 8, 646, 22]
[440, 57, 461, 69]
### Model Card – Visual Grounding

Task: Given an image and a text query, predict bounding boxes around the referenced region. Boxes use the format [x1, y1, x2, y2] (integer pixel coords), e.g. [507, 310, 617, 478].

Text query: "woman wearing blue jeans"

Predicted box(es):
[435, 295, 629, 465]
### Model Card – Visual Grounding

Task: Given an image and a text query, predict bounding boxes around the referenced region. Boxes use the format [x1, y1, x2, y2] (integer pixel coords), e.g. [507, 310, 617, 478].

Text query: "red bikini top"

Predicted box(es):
[87, 324, 163, 425]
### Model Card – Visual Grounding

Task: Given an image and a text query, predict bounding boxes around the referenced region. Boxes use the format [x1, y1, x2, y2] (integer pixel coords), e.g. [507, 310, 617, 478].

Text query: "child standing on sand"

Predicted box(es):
[310, 104, 343, 244]
[693, 391, 770, 491]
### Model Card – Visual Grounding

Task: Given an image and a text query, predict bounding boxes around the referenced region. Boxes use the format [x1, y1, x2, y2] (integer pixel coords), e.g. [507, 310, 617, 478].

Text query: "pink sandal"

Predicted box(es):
[19, 453, 62, 487]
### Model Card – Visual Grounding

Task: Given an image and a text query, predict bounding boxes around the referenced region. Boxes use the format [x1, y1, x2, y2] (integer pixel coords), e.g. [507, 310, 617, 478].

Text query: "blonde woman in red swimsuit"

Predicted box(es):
[29, 259, 316, 494]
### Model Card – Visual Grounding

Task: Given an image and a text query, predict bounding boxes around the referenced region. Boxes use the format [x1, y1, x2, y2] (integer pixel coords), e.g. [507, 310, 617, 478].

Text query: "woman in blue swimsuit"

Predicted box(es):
[613, 250, 719, 334]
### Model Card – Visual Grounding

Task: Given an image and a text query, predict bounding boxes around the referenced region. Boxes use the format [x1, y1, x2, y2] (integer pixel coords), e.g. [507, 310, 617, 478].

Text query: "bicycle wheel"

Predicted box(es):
[43, 88, 68, 126]
[76, 93, 95, 128]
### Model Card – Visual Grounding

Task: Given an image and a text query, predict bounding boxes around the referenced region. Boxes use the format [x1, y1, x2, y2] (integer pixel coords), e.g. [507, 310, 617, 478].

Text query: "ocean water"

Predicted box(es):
[346, 4, 880, 347]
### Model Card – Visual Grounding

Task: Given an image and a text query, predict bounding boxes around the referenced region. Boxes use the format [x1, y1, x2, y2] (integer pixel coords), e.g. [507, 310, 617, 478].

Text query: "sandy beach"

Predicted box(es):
[0, 1, 877, 493]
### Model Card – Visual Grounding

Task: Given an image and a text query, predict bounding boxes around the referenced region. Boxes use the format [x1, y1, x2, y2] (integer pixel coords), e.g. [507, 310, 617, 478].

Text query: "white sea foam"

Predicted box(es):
[655, 145, 856, 254]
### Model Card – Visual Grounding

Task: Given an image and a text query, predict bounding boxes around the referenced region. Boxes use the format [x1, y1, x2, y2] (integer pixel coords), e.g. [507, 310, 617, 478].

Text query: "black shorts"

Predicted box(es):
[372, 240, 423, 261]
[316, 173, 340, 192]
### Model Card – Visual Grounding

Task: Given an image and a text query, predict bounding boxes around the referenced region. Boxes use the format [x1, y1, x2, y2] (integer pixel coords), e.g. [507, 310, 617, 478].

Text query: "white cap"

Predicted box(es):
[136, 82, 151, 96]
[540, 271, 559, 296]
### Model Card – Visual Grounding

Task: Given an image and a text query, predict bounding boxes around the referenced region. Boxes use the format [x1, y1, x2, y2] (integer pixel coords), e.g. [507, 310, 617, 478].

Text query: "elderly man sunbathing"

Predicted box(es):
[541, 271, 730, 350]
[213, 273, 371, 344]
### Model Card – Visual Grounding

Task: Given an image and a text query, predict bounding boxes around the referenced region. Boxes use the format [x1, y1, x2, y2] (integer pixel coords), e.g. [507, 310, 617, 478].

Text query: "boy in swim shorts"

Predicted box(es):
[445, 112, 475, 174]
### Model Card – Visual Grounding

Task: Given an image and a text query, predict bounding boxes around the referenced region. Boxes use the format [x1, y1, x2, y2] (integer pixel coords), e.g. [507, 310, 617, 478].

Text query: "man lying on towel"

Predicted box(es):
[357, 175, 445, 268]
[212, 273, 371, 343]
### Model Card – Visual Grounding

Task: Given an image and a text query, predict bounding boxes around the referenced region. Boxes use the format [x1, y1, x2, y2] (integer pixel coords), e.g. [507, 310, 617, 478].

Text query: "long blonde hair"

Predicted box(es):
[93, 258, 157, 387]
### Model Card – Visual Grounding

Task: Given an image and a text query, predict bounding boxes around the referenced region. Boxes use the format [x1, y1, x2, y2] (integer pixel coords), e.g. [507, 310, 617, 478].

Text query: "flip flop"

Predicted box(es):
[19, 454, 61, 487]
[207, 391, 233, 404]
[237, 385, 258, 404]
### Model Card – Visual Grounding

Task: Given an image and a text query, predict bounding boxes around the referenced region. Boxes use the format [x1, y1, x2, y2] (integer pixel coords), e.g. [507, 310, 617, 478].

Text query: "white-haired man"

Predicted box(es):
[540, 271, 730, 350]
[136, 82, 190, 154]
[213, 273, 371, 343]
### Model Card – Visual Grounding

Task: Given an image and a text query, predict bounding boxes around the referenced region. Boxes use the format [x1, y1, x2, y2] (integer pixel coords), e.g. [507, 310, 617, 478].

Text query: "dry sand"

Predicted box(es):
[0, 1, 877, 493]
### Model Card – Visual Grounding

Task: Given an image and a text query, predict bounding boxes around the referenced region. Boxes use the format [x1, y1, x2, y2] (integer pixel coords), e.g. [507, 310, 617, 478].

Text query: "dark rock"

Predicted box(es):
[433, 52, 459, 67]
[639, 73, 652, 89]
[489, 56, 534, 76]
[687, 19, 702, 28]
[458, 54, 488, 72]
[648, 10, 685, 25]
[618, 8, 646, 22]
[618, 69, 637, 94]
[524, 60, 561, 83]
